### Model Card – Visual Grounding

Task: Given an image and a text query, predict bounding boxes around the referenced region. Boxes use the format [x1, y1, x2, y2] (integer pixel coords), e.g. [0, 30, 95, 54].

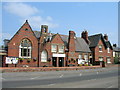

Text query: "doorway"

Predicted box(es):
[52, 57, 57, 67]
[59, 57, 64, 67]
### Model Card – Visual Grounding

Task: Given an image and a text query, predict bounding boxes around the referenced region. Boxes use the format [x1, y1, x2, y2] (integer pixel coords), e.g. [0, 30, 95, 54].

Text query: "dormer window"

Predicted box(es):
[99, 45, 102, 52]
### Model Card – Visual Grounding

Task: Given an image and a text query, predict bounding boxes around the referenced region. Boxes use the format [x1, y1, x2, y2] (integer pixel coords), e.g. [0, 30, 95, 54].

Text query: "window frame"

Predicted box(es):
[51, 44, 57, 52]
[99, 45, 103, 52]
[58, 45, 64, 53]
[99, 57, 103, 61]
[107, 47, 110, 53]
[41, 50, 48, 62]
[19, 39, 32, 58]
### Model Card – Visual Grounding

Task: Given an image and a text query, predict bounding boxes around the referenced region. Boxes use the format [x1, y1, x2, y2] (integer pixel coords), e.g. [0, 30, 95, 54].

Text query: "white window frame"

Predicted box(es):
[41, 50, 47, 62]
[107, 47, 110, 53]
[79, 54, 82, 59]
[84, 54, 88, 62]
[99, 57, 103, 61]
[99, 45, 102, 52]
[107, 58, 111, 64]
[58, 45, 64, 53]
[51, 44, 57, 52]
[19, 39, 32, 58]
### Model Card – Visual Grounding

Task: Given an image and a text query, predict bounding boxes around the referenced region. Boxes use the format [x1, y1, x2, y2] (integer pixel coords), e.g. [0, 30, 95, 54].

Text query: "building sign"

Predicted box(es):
[53, 54, 65, 57]
[78, 59, 85, 64]
[6, 57, 18, 64]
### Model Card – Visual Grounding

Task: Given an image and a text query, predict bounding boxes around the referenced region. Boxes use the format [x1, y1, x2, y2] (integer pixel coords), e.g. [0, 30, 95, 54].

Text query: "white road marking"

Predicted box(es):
[107, 85, 113, 88]
[97, 72, 99, 74]
[59, 74, 63, 78]
[48, 84, 55, 86]
[79, 73, 82, 76]
[30, 76, 40, 80]
[1, 78, 5, 80]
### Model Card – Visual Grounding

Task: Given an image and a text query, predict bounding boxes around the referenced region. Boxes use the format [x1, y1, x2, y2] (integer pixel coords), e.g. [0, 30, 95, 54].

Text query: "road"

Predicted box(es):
[2, 67, 119, 88]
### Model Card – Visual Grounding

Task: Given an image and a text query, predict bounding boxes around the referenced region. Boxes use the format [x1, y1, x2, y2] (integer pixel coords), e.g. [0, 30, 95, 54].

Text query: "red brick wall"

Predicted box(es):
[94, 40, 113, 64]
[8, 22, 38, 67]
[39, 34, 66, 67]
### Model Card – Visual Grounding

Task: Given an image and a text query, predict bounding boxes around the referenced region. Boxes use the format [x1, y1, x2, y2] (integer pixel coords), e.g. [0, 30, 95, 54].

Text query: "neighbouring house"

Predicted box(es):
[81, 31, 113, 67]
[113, 44, 120, 64]
[0, 47, 7, 67]
[2, 20, 114, 67]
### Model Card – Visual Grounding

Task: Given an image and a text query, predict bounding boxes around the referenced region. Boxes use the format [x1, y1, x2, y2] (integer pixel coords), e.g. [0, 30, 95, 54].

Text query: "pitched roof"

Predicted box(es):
[33, 31, 91, 52]
[33, 31, 41, 38]
[88, 34, 112, 49]
[60, 35, 91, 53]
[88, 34, 103, 47]
[113, 47, 120, 52]
[75, 37, 91, 52]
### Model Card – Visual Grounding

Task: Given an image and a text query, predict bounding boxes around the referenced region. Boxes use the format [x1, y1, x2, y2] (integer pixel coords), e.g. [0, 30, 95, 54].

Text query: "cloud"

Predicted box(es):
[4, 2, 39, 18]
[4, 2, 59, 29]
[0, 33, 12, 45]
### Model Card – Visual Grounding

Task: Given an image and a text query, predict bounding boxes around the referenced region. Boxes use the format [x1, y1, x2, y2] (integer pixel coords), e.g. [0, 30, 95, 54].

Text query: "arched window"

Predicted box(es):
[19, 39, 32, 58]
[41, 50, 47, 62]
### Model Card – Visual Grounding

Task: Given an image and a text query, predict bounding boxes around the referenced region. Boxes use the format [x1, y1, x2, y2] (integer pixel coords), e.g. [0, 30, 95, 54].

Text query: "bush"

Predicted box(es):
[79, 64, 82, 66]
[84, 64, 88, 66]
[89, 64, 93, 66]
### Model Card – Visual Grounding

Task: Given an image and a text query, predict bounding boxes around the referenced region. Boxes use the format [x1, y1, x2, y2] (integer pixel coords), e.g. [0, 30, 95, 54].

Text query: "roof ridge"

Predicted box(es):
[89, 33, 102, 37]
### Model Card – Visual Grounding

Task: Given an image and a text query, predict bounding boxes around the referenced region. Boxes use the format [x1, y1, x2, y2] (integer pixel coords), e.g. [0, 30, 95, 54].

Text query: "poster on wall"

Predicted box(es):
[5, 57, 18, 64]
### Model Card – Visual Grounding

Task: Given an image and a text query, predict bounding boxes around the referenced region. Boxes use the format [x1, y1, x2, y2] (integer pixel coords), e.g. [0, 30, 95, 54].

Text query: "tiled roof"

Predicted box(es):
[60, 35, 91, 53]
[88, 34, 112, 49]
[113, 47, 120, 52]
[33, 31, 91, 52]
[88, 34, 102, 47]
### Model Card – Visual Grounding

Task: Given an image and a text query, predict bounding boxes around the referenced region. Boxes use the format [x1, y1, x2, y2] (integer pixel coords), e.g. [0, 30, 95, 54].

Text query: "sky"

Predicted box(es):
[1, 2, 118, 46]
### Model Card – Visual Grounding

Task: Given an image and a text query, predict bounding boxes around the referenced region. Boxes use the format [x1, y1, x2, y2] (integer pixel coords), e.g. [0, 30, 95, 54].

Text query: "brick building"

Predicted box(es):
[3, 20, 113, 67]
[81, 31, 113, 66]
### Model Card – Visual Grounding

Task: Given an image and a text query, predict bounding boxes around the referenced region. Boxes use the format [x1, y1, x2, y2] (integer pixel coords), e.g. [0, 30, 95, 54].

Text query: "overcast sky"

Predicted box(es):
[1, 2, 118, 46]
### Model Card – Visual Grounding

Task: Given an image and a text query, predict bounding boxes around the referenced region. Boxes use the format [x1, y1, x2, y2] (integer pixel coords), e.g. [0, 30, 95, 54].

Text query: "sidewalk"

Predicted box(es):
[0, 64, 118, 72]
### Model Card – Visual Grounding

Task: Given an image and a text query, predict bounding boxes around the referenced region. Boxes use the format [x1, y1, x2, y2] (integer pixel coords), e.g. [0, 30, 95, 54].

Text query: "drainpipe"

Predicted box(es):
[38, 39, 40, 67]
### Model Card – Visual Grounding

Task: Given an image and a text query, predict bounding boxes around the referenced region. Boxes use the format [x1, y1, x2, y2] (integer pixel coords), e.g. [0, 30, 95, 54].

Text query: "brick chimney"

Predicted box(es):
[81, 30, 89, 44]
[41, 25, 48, 34]
[113, 44, 117, 47]
[104, 34, 108, 41]
[68, 31, 76, 52]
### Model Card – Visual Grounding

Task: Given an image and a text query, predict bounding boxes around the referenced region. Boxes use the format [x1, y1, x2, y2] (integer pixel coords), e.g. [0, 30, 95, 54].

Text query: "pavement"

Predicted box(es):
[2, 66, 119, 88]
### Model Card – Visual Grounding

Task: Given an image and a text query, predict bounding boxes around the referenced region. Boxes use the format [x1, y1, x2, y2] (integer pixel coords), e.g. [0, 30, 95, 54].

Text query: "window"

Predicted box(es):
[99, 45, 102, 52]
[79, 54, 82, 59]
[107, 58, 111, 63]
[107, 47, 110, 53]
[59, 45, 64, 53]
[84, 54, 88, 60]
[51, 44, 57, 52]
[19, 39, 31, 58]
[99, 57, 103, 61]
[41, 50, 47, 62]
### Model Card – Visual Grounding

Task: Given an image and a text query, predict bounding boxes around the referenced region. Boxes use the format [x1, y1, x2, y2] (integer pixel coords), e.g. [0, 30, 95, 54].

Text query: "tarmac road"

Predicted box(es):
[2, 66, 119, 88]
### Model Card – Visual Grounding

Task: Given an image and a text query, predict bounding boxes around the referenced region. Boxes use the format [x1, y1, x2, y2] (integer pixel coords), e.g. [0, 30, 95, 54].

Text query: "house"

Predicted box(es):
[0, 46, 7, 67]
[4, 20, 91, 67]
[81, 31, 113, 66]
[113, 44, 120, 64]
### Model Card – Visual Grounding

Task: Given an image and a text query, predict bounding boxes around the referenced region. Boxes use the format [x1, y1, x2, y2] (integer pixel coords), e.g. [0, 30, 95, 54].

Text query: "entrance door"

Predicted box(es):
[59, 57, 64, 67]
[52, 57, 57, 67]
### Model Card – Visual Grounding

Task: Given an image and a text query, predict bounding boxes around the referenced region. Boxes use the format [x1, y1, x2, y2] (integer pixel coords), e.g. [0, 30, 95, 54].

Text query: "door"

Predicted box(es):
[52, 57, 57, 67]
[59, 57, 64, 67]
